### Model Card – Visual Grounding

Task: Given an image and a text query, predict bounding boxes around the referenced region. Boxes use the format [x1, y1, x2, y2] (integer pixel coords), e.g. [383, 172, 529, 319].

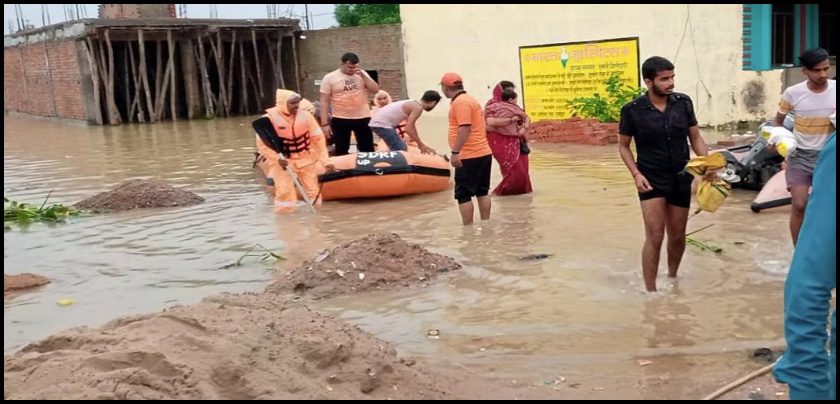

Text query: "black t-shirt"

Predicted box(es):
[619, 93, 697, 192]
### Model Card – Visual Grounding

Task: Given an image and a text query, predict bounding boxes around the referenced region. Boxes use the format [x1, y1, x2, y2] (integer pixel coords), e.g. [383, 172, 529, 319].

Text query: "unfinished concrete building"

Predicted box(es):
[4, 17, 303, 125]
[99, 4, 178, 19]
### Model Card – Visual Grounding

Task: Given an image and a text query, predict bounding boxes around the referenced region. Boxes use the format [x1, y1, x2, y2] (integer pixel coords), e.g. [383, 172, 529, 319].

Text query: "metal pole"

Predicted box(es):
[15, 4, 20, 31]
[17, 4, 25, 31]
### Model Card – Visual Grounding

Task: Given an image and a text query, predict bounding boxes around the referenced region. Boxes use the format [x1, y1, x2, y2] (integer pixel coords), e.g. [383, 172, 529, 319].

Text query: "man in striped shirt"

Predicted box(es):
[773, 47, 835, 245]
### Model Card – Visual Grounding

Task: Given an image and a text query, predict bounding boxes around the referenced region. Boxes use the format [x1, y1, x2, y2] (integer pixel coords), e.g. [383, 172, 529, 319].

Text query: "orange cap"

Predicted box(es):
[440, 72, 463, 87]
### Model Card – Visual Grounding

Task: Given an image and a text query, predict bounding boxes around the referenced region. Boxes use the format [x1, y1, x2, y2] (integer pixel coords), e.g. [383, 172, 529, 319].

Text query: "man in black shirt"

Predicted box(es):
[618, 56, 711, 292]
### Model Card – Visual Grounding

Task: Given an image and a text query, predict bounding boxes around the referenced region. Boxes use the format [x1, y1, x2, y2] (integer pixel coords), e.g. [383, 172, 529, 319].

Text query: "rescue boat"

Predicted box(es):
[255, 149, 451, 201]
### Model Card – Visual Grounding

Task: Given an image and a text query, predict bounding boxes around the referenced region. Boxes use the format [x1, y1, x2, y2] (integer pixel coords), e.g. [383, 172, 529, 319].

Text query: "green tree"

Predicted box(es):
[567, 75, 646, 123]
[334, 4, 401, 27]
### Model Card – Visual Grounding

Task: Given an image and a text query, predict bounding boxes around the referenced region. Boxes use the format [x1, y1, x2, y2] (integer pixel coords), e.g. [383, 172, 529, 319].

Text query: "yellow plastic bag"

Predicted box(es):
[695, 179, 731, 213]
[684, 153, 730, 213]
[684, 153, 726, 176]
[760, 126, 797, 158]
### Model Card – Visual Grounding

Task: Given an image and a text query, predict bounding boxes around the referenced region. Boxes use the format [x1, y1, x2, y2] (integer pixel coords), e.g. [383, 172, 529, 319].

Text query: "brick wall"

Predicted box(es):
[528, 117, 619, 146]
[298, 24, 407, 103]
[99, 4, 175, 19]
[3, 48, 26, 113]
[3, 41, 86, 120]
[99, 4, 138, 19]
[49, 42, 86, 119]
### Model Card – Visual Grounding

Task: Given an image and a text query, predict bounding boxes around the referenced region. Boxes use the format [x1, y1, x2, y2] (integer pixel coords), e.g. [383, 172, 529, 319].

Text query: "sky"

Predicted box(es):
[4, 4, 337, 35]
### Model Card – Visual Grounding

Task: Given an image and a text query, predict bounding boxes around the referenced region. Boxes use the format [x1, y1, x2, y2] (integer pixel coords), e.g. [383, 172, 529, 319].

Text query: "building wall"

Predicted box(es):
[99, 4, 176, 19]
[400, 4, 786, 126]
[3, 40, 86, 120]
[298, 24, 407, 104]
[782, 63, 837, 89]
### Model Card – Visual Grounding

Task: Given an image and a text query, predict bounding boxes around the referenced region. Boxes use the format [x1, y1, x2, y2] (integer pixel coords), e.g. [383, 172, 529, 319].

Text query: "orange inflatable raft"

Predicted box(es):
[255, 150, 451, 201]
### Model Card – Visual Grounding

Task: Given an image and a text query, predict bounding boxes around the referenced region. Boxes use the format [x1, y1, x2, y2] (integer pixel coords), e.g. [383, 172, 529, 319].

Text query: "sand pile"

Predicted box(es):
[75, 179, 203, 212]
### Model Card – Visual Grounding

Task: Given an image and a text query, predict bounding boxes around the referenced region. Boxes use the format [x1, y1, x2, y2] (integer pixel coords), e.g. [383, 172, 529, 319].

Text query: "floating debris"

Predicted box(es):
[5, 193, 83, 228]
[519, 253, 554, 261]
[216, 243, 284, 270]
[314, 250, 330, 263]
[543, 376, 565, 385]
[56, 298, 75, 307]
[686, 237, 723, 253]
[752, 347, 778, 363]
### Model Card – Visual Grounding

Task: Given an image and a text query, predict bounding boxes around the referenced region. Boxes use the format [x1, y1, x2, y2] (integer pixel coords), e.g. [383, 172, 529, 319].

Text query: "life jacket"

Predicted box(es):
[265, 106, 311, 157]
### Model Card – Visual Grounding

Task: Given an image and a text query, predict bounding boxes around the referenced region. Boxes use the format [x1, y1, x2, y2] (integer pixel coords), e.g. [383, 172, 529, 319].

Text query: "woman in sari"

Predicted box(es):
[486, 80, 515, 108]
[485, 84, 532, 195]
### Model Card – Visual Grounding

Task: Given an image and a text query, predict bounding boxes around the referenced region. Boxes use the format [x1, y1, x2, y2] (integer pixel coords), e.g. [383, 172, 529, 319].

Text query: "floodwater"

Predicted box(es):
[4, 113, 797, 398]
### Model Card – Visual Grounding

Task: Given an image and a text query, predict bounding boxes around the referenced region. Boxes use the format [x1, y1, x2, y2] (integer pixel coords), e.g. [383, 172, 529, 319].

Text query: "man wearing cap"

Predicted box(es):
[440, 72, 494, 225]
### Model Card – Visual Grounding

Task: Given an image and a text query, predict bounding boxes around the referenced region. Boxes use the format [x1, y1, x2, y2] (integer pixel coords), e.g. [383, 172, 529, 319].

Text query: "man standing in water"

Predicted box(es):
[440, 72, 493, 225]
[618, 56, 711, 292]
[319, 52, 380, 156]
[771, 47, 835, 245]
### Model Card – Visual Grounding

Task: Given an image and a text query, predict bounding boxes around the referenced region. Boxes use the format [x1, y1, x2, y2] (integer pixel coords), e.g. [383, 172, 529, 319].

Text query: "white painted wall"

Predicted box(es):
[401, 4, 784, 126]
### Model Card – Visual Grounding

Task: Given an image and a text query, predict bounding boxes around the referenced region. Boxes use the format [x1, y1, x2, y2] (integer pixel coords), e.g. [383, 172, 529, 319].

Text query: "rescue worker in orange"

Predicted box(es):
[256, 89, 335, 212]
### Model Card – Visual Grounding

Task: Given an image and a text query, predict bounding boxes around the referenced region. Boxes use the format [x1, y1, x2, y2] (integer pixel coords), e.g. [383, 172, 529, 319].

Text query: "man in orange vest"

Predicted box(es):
[256, 89, 335, 212]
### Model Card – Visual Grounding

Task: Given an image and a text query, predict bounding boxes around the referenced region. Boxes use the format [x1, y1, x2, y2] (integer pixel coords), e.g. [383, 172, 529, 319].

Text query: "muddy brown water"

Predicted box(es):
[4, 114, 797, 398]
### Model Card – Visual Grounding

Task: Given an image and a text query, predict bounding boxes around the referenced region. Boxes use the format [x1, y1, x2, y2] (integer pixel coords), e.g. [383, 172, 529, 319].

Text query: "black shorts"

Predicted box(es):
[638, 187, 691, 208]
[638, 172, 693, 208]
[454, 154, 492, 204]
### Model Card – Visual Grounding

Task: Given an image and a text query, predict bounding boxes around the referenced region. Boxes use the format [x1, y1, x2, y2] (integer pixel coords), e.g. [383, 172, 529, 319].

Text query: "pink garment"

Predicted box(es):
[487, 132, 532, 195]
[485, 84, 528, 136]
[485, 83, 532, 195]
[485, 83, 503, 108]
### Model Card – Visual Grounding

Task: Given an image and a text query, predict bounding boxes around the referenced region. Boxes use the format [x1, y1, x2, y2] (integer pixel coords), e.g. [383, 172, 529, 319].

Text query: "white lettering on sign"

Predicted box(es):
[357, 152, 398, 159]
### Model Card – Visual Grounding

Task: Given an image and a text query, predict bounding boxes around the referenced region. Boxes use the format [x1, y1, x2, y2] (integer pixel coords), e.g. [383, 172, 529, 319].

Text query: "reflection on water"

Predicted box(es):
[5, 114, 794, 396]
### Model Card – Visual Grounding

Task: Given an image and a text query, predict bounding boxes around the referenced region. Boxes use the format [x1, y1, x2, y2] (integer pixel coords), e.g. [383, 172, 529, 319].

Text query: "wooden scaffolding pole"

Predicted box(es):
[167, 29, 177, 121]
[138, 29, 156, 122]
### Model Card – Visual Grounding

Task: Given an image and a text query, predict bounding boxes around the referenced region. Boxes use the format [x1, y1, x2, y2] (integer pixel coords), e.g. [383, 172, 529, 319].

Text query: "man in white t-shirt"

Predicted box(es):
[369, 90, 441, 154]
[319, 52, 380, 156]
[773, 47, 835, 245]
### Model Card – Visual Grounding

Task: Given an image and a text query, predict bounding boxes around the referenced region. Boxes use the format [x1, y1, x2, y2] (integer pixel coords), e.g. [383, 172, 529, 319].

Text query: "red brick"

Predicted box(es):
[4, 41, 85, 120]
